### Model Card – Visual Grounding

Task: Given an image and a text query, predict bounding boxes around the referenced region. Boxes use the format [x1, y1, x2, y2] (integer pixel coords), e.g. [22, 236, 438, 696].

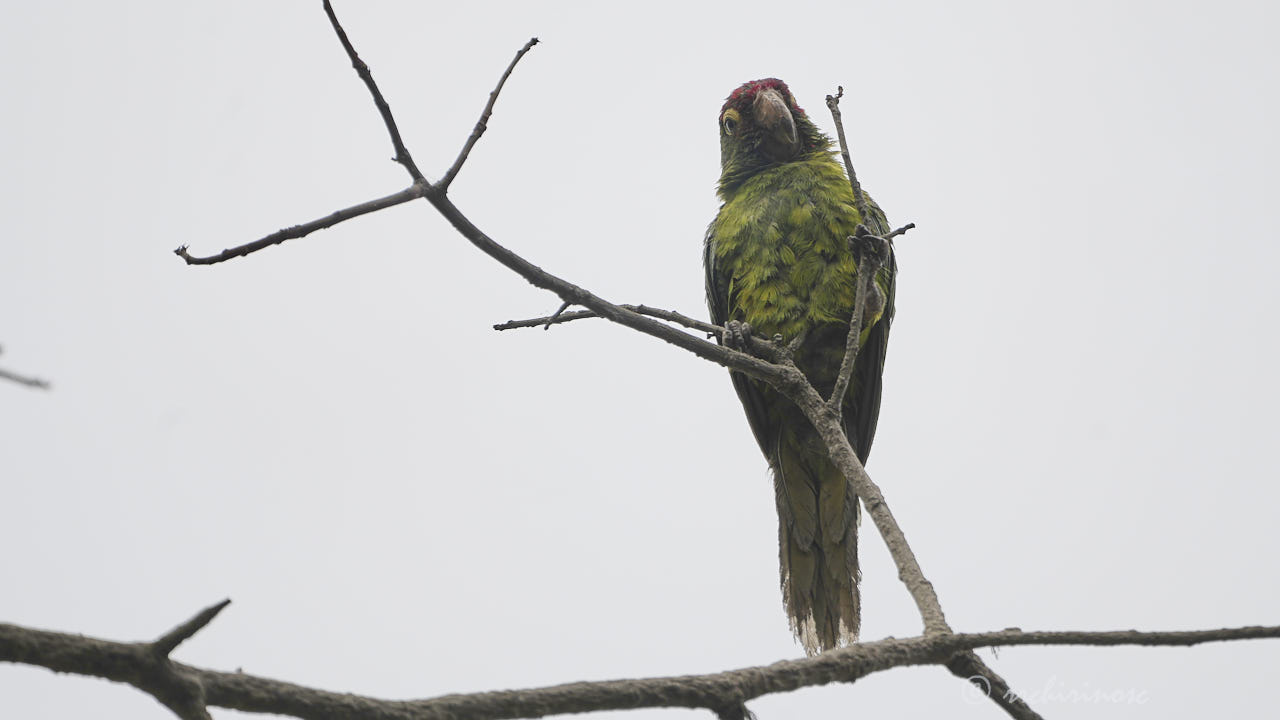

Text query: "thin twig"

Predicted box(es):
[425, 191, 791, 385]
[176, 28, 538, 265]
[885, 222, 915, 240]
[322, 0, 425, 182]
[826, 226, 880, 411]
[439, 38, 539, 190]
[823, 223, 913, 412]
[541, 301, 572, 330]
[175, 185, 423, 265]
[818, 87, 951, 639]
[792, 373, 951, 635]
[495, 303, 723, 336]
[824, 87, 868, 223]
[0, 366, 51, 390]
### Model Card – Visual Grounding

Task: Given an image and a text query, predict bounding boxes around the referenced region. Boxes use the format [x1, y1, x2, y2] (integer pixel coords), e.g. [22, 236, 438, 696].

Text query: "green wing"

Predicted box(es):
[704, 222, 778, 459]
[845, 244, 894, 464]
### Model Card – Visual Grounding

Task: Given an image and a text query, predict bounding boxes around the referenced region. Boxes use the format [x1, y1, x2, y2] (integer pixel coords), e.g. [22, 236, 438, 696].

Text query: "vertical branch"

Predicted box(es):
[826, 228, 879, 410]
[823, 87, 886, 414]
[824, 87, 869, 223]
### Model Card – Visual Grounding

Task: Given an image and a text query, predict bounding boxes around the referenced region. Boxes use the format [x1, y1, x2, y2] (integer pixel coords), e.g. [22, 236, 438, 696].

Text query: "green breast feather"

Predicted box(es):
[710, 154, 890, 345]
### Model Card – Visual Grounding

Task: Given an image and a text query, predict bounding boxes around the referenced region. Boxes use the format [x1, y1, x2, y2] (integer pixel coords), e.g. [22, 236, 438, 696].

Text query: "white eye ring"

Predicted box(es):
[723, 115, 738, 135]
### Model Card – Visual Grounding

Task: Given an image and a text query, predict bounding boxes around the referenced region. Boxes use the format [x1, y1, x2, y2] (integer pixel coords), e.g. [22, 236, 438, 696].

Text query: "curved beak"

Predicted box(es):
[752, 87, 798, 156]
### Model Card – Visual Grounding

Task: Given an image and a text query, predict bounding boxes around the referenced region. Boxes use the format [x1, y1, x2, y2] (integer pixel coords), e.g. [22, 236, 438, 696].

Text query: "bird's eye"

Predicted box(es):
[721, 109, 740, 136]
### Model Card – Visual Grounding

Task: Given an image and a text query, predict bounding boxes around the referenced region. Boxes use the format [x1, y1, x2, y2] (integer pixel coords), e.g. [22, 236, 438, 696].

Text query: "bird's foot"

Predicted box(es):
[725, 321, 801, 364]
[850, 224, 890, 266]
[724, 320, 753, 350]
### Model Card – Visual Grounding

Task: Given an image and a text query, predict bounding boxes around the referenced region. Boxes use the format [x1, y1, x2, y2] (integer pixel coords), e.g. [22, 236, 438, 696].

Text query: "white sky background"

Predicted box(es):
[2, 1, 1278, 718]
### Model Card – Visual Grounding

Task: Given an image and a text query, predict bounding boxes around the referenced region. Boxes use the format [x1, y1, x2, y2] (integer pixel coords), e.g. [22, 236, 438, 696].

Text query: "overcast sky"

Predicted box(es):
[3, 2, 1279, 718]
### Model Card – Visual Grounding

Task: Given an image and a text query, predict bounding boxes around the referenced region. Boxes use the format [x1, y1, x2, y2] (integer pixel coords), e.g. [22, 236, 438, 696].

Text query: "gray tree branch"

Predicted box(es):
[494, 304, 724, 335]
[0, 366, 51, 390]
[0, 346, 51, 389]
[4, 609, 1276, 720]
[825, 224, 882, 412]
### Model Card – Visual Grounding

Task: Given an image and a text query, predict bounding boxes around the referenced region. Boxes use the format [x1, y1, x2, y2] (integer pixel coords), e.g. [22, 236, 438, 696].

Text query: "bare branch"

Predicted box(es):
[812, 87, 955, 661]
[0, 366, 51, 390]
[494, 303, 724, 336]
[177, 16, 537, 265]
[175, 185, 423, 265]
[821, 89, 916, 414]
[826, 225, 882, 411]
[885, 222, 915, 240]
[439, 37, 540, 190]
[824, 87, 868, 223]
[779, 359, 952, 635]
[3, 616, 1275, 720]
[541, 300, 573, 329]
[423, 187, 798, 388]
[173, 13, 787, 391]
[824, 222, 912, 413]
[322, 0, 425, 182]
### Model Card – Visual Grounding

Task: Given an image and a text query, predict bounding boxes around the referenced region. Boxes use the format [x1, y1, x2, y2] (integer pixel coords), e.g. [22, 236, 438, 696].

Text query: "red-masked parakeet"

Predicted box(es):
[704, 78, 896, 655]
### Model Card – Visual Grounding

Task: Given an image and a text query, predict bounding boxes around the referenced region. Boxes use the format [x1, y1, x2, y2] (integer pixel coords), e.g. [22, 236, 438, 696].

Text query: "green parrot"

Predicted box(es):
[704, 78, 896, 655]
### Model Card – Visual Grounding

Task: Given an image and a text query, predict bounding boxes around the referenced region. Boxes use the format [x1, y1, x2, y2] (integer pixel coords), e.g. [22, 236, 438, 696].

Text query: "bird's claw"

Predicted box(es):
[724, 320, 753, 349]
[849, 225, 890, 265]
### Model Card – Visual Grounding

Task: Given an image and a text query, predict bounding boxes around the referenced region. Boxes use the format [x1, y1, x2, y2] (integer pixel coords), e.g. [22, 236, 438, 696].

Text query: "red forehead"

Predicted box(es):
[722, 78, 804, 115]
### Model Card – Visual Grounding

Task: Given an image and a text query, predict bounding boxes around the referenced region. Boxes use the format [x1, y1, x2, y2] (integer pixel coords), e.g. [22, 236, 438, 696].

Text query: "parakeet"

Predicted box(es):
[704, 78, 896, 655]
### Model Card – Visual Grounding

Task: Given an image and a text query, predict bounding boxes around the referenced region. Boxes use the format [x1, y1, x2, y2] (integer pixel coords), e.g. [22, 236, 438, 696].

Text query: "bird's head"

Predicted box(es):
[717, 78, 830, 197]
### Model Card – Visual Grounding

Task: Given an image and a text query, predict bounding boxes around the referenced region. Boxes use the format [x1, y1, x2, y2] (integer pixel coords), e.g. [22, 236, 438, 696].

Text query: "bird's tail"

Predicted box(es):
[774, 426, 860, 655]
